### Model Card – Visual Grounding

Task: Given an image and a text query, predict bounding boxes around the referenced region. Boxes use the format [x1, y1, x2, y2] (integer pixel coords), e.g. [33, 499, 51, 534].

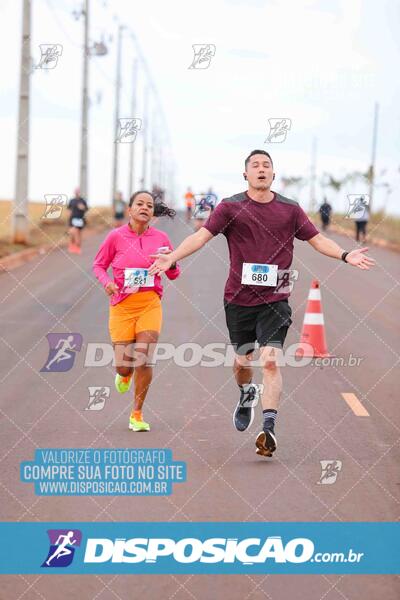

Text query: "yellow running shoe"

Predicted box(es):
[115, 373, 132, 394]
[129, 417, 150, 432]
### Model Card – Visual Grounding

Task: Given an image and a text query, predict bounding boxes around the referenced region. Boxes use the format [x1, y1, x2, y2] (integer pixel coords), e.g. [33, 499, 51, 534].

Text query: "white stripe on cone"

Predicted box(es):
[304, 313, 325, 325]
[308, 288, 321, 300]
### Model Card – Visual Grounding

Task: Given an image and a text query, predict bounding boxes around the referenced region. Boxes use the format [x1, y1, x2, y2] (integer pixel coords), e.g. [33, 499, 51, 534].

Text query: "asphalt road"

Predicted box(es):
[0, 213, 399, 599]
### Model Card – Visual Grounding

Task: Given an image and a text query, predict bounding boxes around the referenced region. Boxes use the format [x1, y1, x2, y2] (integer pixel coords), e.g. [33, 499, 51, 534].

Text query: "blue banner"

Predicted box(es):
[0, 522, 398, 574]
[20, 448, 186, 496]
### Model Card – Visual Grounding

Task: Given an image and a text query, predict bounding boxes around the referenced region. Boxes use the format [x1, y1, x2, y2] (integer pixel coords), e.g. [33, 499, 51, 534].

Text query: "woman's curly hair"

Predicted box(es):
[129, 190, 176, 218]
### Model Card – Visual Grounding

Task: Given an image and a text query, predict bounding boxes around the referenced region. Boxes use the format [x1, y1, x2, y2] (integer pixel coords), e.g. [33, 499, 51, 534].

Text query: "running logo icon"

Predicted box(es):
[41, 333, 83, 372]
[265, 118, 292, 143]
[188, 44, 216, 69]
[115, 118, 142, 143]
[85, 386, 110, 411]
[193, 193, 217, 219]
[42, 194, 67, 220]
[346, 195, 370, 220]
[36, 44, 63, 69]
[41, 529, 82, 568]
[317, 460, 342, 485]
[274, 270, 299, 294]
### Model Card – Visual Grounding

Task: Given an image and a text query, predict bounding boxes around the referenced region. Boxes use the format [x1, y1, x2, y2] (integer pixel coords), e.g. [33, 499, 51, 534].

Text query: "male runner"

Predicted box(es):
[67, 188, 88, 254]
[113, 191, 126, 227]
[149, 150, 375, 457]
[319, 197, 332, 231]
[354, 200, 370, 242]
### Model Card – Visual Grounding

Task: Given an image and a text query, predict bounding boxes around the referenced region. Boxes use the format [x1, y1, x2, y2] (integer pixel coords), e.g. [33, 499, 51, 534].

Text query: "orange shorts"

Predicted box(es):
[109, 291, 162, 344]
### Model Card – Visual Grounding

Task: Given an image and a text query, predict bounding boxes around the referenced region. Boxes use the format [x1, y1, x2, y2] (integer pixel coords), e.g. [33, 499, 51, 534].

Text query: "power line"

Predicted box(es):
[44, 0, 82, 48]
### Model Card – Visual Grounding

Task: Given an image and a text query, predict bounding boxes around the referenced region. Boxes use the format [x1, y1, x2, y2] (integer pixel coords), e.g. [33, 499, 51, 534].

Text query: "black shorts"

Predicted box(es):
[224, 299, 292, 355]
[356, 221, 367, 234]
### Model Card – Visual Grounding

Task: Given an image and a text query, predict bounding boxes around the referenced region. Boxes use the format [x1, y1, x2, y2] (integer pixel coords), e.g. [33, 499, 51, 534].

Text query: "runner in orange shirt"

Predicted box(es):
[184, 187, 194, 222]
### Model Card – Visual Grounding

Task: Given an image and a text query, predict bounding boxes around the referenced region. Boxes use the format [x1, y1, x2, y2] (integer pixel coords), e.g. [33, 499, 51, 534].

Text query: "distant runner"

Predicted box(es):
[67, 188, 88, 254]
[113, 191, 126, 227]
[184, 187, 195, 222]
[319, 197, 332, 231]
[150, 150, 375, 457]
[93, 191, 180, 432]
[354, 202, 369, 243]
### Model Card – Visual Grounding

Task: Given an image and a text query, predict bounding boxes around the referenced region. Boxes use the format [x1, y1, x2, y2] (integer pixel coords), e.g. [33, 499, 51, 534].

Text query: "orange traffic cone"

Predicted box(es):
[295, 280, 331, 358]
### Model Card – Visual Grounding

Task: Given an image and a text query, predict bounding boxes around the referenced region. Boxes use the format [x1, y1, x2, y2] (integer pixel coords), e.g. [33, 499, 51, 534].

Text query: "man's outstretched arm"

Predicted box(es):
[307, 233, 376, 270]
[149, 227, 213, 274]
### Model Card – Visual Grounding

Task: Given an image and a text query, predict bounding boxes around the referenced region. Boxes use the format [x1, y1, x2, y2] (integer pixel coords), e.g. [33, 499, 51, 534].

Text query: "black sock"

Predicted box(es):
[263, 409, 277, 430]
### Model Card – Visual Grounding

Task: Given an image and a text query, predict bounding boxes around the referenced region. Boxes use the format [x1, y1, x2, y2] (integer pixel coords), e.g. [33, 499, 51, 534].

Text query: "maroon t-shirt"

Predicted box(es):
[204, 191, 319, 306]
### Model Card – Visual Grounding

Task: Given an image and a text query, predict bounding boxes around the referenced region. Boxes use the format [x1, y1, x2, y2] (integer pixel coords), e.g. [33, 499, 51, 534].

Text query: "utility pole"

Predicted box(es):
[158, 136, 164, 192]
[111, 24, 123, 211]
[79, 0, 89, 199]
[13, 0, 31, 244]
[127, 56, 138, 199]
[167, 164, 175, 207]
[150, 108, 158, 190]
[368, 102, 379, 213]
[309, 136, 317, 213]
[141, 85, 149, 188]
[129, 29, 174, 199]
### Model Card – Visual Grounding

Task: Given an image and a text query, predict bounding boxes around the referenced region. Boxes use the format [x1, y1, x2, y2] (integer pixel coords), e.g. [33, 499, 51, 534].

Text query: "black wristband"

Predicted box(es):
[341, 251, 349, 263]
[170, 262, 177, 270]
